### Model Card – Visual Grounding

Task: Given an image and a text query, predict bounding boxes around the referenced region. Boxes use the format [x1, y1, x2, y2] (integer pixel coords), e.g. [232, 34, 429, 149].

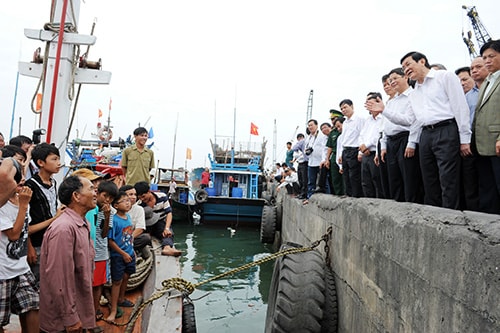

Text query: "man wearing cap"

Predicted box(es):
[324, 109, 345, 195]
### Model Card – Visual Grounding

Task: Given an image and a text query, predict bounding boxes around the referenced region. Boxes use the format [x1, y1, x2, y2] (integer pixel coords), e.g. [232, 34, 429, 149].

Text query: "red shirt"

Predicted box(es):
[201, 171, 210, 185]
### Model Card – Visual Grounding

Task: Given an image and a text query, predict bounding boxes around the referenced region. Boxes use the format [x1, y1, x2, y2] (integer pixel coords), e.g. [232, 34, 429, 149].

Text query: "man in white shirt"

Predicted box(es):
[277, 167, 300, 195]
[360, 92, 385, 198]
[291, 134, 308, 199]
[377, 68, 423, 204]
[338, 99, 365, 198]
[303, 119, 328, 199]
[370, 52, 471, 209]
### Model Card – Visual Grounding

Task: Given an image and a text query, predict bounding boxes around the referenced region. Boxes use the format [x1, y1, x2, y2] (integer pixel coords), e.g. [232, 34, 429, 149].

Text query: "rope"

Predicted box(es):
[106, 231, 332, 331]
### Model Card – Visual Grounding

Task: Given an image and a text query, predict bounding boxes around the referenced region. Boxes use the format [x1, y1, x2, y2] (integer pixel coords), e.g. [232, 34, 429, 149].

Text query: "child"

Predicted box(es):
[0, 147, 39, 333]
[25, 143, 64, 284]
[106, 191, 135, 321]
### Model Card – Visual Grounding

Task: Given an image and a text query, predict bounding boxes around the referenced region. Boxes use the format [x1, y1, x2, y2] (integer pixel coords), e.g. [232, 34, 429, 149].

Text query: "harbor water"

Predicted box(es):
[174, 223, 274, 333]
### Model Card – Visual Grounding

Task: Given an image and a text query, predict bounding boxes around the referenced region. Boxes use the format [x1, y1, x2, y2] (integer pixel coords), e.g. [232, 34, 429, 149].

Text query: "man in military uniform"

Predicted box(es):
[325, 109, 345, 195]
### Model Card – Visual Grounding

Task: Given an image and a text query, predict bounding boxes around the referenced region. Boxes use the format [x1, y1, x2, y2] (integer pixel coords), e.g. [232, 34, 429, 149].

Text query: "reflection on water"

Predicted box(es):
[174, 224, 274, 333]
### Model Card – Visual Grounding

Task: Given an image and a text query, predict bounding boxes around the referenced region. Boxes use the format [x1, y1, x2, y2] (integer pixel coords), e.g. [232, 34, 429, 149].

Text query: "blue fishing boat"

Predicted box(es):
[195, 139, 267, 225]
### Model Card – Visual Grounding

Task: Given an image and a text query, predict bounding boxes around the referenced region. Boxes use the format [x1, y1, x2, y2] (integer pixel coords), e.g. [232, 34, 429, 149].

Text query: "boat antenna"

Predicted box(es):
[272, 118, 277, 165]
[214, 100, 217, 150]
[143, 116, 151, 128]
[171, 112, 179, 170]
[232, 86, 237, 150]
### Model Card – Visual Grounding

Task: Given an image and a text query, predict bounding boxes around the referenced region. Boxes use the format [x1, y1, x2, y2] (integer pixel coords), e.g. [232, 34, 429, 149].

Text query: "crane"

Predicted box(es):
[306, 89, 313, 125]
[462, 5, 492, 59]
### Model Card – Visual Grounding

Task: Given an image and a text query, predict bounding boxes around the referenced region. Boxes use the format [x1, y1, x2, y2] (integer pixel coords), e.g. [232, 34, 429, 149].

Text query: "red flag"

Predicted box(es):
[250, 122, 259, 136]
[109, 98, 112, 111]
[98, 109, 103, 118]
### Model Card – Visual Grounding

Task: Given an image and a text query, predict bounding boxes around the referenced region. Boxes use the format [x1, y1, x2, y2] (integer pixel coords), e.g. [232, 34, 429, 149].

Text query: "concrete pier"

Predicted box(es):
[278, 194, 500, 333]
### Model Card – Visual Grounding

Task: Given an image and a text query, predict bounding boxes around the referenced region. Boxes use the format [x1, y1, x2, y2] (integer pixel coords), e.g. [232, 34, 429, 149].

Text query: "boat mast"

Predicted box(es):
[232, 88, 237, 165]
[273, 119, 277, 165]
[19, 0, 111, 164]
[214, 100, 217, 153]
[171, 112, 179, 173]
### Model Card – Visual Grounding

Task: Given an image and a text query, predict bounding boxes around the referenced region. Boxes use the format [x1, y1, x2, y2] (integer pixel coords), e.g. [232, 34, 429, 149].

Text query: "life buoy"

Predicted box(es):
[98, 126, 113, 141]
[260, 205, 277, 244]
[265, 244, 328, 332]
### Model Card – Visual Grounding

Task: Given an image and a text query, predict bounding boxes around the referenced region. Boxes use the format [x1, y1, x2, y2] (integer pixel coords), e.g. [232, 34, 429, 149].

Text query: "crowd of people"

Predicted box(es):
[0, 126, 181, 332]
[275, 41, 500, 213]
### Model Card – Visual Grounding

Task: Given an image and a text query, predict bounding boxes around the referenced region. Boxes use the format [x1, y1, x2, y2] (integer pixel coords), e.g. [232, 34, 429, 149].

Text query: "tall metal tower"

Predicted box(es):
[462, 5, 493, 59]
[306, 90, 313, 125]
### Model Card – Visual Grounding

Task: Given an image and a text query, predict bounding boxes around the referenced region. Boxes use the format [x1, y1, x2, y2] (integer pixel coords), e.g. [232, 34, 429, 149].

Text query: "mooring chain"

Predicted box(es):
[323, 226, 333, 269]
[109, 230, 332, 330]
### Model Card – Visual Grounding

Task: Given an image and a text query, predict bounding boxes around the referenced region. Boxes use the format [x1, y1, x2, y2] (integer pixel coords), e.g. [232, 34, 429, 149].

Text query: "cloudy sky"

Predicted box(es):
[0, 0, 498, 170]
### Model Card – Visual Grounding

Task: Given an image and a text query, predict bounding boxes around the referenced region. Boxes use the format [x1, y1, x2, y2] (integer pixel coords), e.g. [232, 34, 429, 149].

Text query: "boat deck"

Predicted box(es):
[4, 246, 182, 333]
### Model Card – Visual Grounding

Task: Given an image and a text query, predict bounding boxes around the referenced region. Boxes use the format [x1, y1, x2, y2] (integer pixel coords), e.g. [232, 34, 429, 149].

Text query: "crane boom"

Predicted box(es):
[462, 5, 492, 59]
[306, 89, 313, 125]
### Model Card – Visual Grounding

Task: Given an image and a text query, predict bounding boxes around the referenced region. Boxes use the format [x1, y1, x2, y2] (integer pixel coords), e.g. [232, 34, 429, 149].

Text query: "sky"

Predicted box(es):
[0, 0, 499, 170]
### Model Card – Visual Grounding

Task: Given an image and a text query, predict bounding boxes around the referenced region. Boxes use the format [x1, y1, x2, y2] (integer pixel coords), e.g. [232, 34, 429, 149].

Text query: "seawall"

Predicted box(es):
[279, 194, 500, 332]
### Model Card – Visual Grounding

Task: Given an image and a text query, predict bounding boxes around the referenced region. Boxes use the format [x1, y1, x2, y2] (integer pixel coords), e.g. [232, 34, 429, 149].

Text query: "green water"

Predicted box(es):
[174, 223, 274, 333]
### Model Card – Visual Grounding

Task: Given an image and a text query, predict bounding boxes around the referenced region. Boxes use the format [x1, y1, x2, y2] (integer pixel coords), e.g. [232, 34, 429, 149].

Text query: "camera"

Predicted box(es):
[305, 147, 314, 156]
[32, 128, 46, 144]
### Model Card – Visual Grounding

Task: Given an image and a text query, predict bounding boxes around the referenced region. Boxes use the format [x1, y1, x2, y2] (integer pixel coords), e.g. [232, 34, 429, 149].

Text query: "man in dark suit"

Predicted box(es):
[474, 39, 500, 214]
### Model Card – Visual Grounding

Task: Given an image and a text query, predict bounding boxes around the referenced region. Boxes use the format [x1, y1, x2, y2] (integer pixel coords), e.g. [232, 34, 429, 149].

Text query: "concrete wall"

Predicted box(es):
[279, 194, 500, 333]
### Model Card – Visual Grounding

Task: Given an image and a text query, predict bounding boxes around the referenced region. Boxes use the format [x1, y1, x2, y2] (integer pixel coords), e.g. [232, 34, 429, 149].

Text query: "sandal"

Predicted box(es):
[96, 309, 103, 321]
[118, 299, 134, 307]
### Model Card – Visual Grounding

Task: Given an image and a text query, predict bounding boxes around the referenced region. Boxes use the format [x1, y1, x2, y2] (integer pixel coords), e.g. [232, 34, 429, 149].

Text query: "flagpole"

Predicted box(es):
[171, 113, 179, 170]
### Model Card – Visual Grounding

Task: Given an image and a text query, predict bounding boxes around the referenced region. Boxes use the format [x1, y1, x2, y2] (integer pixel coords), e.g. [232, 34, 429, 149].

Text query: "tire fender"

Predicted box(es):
[195, 189, 208, 204]
[265, 244, 326, 332]
[260, 205, 277, 244]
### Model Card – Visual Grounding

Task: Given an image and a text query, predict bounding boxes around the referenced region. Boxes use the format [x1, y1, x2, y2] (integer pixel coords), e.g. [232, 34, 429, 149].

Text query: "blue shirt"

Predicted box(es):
[108, 214, 134, 257]
[465, 86, 479, 127]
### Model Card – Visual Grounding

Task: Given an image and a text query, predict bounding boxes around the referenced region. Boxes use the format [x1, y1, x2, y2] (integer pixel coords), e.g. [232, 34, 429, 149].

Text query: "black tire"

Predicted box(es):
[321, 267, 339, 333]
[182, 299, 197, 333]
[265, 245, 325, 332]
[260, 205, 277, 244]
[194, 189, 208, 204]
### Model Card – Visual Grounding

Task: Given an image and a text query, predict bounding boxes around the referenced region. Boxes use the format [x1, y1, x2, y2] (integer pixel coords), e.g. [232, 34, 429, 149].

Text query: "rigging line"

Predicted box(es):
[61, 20, 97, 150]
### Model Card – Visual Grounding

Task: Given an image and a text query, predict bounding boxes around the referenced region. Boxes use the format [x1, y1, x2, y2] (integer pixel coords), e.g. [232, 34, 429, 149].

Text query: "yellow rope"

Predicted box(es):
[116, 231, 331, 331]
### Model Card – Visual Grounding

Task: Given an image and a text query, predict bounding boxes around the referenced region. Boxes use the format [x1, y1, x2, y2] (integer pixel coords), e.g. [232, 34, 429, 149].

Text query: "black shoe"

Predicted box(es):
[297, 195, 305, 199]
[314, 187, 326, 194]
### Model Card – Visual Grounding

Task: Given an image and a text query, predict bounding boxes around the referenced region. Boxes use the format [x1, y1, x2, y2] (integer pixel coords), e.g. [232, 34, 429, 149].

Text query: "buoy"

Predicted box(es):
[97, 126, 113, 141]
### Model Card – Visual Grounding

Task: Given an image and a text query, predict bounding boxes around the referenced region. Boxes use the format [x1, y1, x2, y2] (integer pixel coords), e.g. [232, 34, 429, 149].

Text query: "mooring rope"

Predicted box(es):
[105, 228, 332, 332]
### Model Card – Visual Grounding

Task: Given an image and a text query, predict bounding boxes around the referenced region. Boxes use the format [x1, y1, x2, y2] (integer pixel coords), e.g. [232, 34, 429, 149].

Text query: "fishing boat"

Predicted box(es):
[195, 138, 267, 225]
[8, 1, 182, 332]
[155, 167, 198, 222]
